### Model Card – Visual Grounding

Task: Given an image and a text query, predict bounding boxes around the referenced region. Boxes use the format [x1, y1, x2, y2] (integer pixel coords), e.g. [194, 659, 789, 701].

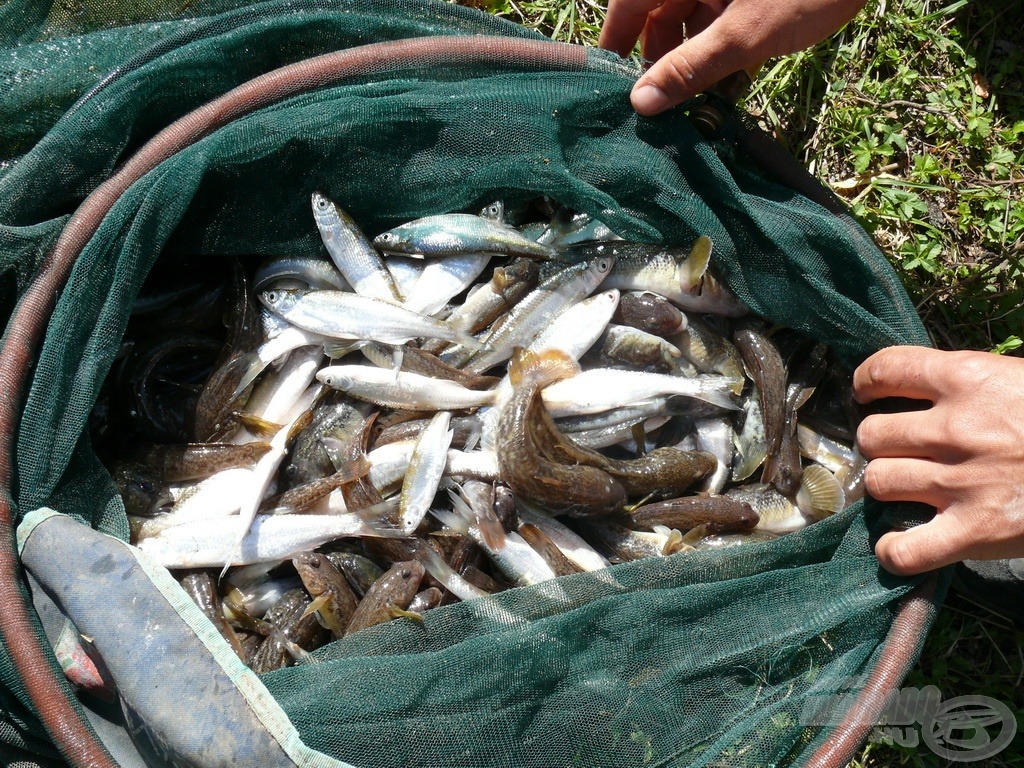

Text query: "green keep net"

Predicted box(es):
[0, 1, 946, 766]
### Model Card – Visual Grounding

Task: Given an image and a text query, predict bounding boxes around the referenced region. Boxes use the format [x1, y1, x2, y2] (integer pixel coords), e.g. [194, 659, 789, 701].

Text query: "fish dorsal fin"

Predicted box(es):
[679, 235, 712, 291]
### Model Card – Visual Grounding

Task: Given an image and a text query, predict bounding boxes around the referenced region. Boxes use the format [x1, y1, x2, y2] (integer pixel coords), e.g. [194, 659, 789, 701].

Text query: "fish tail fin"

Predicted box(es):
[694, 376, 742, 412]
[411, 540, 489, 601]
[437, 490, 472, 535]
[235, 413, 284, 438]
[454, 331, 484, 350]
[231, 351, 269, 400]
[760, 452, 780, 486]
[795, 464, 846, 519]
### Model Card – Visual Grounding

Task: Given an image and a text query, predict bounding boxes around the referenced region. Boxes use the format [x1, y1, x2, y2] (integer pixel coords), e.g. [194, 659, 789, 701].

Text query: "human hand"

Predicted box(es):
[599, 0, 869, 115]
[854, 347, 1024, 576]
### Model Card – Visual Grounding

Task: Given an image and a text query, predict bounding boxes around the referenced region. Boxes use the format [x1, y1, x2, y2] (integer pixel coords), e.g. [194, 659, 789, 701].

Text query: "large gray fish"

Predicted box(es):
[540, 368, 739, 417]
[137, 509, 401, 568]
[374, 213, 559, 260]
[317, 366, 495, 411]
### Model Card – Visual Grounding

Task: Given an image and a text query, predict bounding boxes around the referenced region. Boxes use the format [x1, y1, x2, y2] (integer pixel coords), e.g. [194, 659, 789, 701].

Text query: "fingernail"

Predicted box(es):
[631, 84, 669, 115]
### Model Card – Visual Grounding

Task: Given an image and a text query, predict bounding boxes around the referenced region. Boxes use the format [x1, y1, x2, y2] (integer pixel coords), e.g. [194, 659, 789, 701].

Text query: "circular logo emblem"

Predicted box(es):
[921, 695, 1017, 762]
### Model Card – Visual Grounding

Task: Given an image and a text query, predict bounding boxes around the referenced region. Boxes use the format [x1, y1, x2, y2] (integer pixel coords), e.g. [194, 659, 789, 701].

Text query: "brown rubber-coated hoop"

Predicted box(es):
[0, 32, 934, 768]
[804, 572, 939, 768]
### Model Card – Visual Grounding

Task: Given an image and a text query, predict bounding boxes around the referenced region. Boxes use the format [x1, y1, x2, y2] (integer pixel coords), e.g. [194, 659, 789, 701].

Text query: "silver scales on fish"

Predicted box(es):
[92, 193, 867, 673]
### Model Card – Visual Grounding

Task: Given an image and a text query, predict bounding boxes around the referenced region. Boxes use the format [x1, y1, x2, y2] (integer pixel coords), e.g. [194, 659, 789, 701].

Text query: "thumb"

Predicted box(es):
[874, 512, 977, 576]
[631, 17, 753, 115]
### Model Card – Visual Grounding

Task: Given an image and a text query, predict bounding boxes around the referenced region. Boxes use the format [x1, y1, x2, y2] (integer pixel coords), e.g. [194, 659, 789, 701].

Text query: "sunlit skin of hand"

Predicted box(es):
[854, 347, 1024, 576]
[599, 0, 869, 115]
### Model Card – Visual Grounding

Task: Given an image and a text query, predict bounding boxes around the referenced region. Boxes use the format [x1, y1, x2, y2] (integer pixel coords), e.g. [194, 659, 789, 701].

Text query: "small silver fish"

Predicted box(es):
[374, 213, 558, 260]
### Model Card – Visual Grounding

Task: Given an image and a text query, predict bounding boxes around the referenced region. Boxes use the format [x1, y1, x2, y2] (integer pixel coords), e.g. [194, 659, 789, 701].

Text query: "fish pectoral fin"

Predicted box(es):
[387, 605, 424, 622]
[301, 593, 332, 621]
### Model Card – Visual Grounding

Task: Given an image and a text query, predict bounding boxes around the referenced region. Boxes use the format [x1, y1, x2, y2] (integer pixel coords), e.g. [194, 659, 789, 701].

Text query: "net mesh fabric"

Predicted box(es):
[0, 1, 941, 765]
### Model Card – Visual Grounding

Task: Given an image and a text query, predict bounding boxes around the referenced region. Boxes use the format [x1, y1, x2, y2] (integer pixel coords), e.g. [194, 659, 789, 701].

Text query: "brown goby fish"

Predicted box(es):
[629, 496, 760, 534]
[732, 325, 786, 485]
[249, 588, 329, 674]
[530, 406, 717, 498]
[293, 551, 359, 640]
[496, 349, 625, 512]
[345, 560, 425, 636]
[611, 291, 685, 337]
[179, 571, 247, 662]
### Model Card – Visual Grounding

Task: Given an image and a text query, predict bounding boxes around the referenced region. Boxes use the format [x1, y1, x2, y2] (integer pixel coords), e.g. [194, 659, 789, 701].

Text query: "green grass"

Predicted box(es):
[743, 0, 1024, 354]
[455, 0, 1024, 764]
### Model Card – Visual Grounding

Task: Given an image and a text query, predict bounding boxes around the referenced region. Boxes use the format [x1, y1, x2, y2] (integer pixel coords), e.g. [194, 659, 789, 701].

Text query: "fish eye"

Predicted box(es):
[266, 291, 278, 303]
[316, 198, 329, 210]
[139, 480, 154, 493]
[597, 258, 611, 271]
[380, 233, 392, 242]
[488, 204, 500, 215]
[401, 568, 412, 578]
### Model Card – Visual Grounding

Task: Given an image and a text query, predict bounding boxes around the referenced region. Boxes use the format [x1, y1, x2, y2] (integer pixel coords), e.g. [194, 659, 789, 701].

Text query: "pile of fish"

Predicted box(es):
[92, 194, 867, 673]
